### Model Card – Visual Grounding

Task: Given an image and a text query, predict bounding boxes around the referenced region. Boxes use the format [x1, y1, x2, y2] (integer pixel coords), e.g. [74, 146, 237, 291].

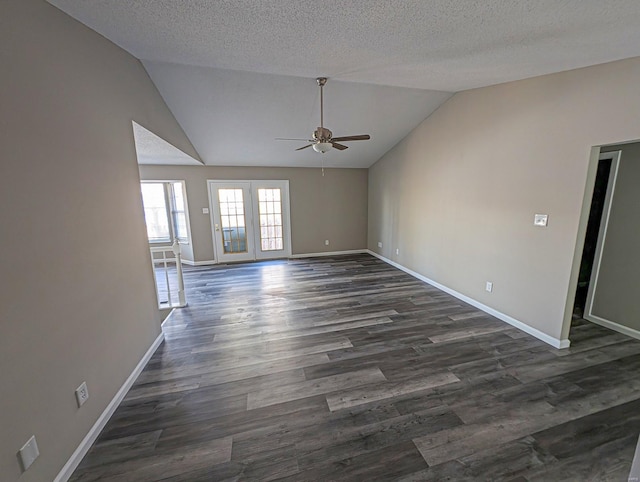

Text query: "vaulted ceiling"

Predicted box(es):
[49, 0, 640, 168]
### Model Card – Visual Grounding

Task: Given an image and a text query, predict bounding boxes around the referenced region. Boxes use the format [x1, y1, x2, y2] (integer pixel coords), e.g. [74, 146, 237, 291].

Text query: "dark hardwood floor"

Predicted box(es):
[71, 254, 640, 481]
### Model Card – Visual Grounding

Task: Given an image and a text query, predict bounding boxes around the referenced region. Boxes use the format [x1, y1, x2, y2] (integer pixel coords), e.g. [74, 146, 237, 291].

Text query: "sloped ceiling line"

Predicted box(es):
[47, 0, 640, 167]
[132, 121, 204, 166]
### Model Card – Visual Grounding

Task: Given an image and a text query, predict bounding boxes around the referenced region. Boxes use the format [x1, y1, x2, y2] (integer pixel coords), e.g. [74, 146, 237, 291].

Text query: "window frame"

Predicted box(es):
[141, 180, 191, 245]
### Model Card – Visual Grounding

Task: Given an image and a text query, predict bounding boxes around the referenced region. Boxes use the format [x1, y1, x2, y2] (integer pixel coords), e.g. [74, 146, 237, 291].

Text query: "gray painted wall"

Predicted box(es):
[0, 1, 199, 480]
[368, 56, 640, 343]
[4, 2, 640, 480]
[591, 143, 640, 330]
[139, 165, 368, 260]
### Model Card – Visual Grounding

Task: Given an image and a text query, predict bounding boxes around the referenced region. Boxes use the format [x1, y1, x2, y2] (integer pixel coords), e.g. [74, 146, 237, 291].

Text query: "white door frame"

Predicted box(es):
[207, 180, 292, 263]
[584, 151, 624, 328]
[208, 181, 255, 263]
[251, 180, 292, 260]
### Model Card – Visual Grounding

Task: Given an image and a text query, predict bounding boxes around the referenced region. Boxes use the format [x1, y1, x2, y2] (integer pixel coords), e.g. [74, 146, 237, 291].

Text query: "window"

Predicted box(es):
[141, 183, 170, 242]
[141, 181, 189, 243]
[170, 182, 188, 241]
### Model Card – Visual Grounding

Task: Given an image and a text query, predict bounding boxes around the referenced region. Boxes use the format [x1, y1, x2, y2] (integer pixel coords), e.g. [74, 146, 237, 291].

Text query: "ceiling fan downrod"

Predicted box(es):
[317, 77, 327, 130]
[275, 76, 370, 154]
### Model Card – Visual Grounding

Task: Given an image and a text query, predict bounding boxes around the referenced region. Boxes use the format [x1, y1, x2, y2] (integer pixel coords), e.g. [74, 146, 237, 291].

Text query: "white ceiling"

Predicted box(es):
[49, 0, 640, 167]
[141, 64, 451, 168]
[132, 121, 203, 166]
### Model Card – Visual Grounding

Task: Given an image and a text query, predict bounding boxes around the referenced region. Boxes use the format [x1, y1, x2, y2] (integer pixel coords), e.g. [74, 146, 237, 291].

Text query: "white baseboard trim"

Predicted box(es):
[290, 249, 368, 259]
[181, 259, 217, 266]
[54, 332, 165, 482]
[185, 252, 369, 264]
[585, 313, 640, 341]
[367, 250, 570, 350]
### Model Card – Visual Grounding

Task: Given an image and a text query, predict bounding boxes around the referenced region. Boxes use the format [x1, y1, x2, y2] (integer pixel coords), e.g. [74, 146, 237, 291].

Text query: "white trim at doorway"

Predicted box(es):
[290, 249, 368, 258]
[207, 180, 292, 263]
[584, 315, 640, 342]
[583, 150, 622, 330]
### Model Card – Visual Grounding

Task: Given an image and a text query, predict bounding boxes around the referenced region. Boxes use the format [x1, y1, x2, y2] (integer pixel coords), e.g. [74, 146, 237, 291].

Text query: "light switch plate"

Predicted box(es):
[534, 214, 548, 227]
[202, 207, 209, 214]
[18, 435, 39, 472]
[377, 242, 383, 248]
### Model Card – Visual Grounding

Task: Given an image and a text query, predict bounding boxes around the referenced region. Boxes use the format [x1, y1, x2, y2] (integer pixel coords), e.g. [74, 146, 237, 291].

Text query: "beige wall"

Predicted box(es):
[590, 143, 640, 329]
[139, 165, 368, 260]
[0, 1, 199, 480]
[368, 57, 640, 343]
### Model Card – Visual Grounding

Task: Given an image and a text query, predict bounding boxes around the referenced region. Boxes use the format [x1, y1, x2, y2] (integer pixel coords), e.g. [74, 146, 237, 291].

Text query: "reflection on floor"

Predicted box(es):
[71, 254, 640, 481]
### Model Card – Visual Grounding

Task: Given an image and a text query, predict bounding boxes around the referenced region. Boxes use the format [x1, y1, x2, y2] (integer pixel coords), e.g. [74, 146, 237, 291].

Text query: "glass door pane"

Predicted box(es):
[253, 180, 291, 260]
[258, 188, 284, 252]
[218, 188, 248, 254]
[209, 182, 255, 263]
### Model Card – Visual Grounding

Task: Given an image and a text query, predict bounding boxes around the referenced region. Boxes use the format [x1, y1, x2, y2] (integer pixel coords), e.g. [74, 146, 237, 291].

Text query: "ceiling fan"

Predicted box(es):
[276, 77, 370, 153]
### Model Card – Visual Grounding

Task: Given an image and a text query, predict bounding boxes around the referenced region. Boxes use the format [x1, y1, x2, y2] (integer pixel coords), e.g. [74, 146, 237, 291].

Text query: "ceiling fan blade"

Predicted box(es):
[331, 134, 370, 142]
[280, 79, 369, 155]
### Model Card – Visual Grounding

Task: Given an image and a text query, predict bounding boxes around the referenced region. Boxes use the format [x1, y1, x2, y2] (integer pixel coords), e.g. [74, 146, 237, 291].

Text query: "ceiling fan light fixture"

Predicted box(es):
[276, 77, 370, 155]
[312, 142, 332, 153]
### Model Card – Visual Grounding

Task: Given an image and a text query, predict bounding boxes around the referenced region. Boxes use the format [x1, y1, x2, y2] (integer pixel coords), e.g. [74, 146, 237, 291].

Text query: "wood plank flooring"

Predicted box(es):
[70, 254, 640, 481]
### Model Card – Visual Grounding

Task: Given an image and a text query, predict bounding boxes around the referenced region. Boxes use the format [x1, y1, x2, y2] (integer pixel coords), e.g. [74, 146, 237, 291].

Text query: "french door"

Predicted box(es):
[208, 180, 291, 263]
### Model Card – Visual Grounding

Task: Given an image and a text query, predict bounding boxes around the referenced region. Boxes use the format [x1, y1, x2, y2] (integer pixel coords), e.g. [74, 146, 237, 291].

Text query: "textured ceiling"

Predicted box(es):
[48, 0, 640, 90]
[48, 0, 640, 167]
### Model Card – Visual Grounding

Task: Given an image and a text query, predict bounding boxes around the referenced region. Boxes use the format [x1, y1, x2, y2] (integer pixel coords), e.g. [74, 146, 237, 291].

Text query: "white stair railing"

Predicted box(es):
[150, 240, 186, 308]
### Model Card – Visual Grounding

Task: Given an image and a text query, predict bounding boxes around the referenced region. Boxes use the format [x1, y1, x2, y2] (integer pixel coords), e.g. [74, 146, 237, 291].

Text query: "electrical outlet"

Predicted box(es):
[324, 239, 329, 246]
[75, 381, 89, 407]
[485, 281, 493, 293]
[18, 435, 39, 472]
[377, 242, 383, 248]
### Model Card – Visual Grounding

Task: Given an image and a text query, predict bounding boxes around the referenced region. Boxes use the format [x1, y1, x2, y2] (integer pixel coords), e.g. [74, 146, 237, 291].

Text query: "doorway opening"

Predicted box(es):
[564, 143, 640, 344]
[573, 153, 616, 317]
